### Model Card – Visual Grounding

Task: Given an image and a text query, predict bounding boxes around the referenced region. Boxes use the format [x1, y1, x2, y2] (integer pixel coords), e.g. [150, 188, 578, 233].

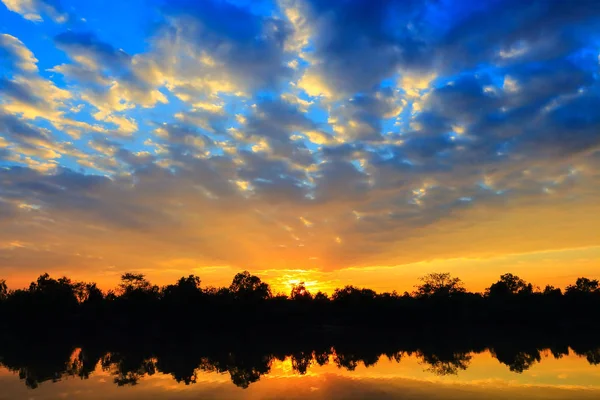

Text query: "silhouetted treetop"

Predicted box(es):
[229, 271, 271, 301]
[332, 286, 376, 302]
[543, 285, 562, 296]
[314, 291, 329, 301]
[0, 279, 7, 301]
[178, 275, 202, 290]
[414, 272, 466, 298]
[290, 282, 313, 301]
[486, 273, 533, 297]
[118, 273, 153, 294]
[163, 275, 202, 298]
[566, 277, 599, 295]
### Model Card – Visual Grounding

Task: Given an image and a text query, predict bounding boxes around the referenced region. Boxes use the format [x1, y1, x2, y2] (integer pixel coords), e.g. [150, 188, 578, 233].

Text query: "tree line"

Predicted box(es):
[1, 271, 599, 334]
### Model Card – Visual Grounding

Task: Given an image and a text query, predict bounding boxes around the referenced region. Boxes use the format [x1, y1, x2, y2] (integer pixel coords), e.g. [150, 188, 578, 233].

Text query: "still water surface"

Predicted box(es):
[1, 347, 599, 399]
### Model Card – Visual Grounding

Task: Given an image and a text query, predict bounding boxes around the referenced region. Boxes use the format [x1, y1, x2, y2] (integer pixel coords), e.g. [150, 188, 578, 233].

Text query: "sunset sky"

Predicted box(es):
[0, 0, 599, 294]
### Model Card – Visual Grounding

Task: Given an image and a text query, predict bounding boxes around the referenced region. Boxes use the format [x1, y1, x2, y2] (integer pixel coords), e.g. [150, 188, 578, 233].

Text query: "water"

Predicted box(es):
[1, 346, 599, 399]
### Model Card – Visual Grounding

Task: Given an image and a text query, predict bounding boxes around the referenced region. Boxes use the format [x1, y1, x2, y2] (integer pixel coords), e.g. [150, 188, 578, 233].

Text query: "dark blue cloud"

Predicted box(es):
[54, 31, 131, 70]
[0, 78, 43, 108]
[298, 0, 423, 94]
[523, 92, 600, 157]
[296, 0, 600, 96]
[441, 0, 600, 65]
[0, 111, 50, 146]
[159, 0, 293, 92]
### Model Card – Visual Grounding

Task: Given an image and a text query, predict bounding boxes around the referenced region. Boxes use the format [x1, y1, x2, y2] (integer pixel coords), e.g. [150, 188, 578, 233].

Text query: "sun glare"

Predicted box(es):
[282, 278, 320, 295]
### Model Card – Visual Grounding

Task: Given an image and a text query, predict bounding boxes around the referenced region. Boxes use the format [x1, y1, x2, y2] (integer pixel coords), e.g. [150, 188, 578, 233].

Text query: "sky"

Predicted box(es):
[0, 0, 599, 294]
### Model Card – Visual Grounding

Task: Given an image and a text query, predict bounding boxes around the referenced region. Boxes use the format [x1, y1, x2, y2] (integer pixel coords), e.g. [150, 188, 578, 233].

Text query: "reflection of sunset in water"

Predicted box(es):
[1, 350, 599, 400]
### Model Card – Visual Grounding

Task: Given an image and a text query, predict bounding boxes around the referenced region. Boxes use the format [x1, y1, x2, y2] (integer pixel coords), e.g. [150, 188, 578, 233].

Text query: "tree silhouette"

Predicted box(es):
[118, 273, 153, 295]
[72, 282, 104, 304]
[229, 271, 271, 301]
[486, 273, 533, 297]
[19, 274, 80, 323]
[543, 285, 562, 296]
[314, 291, 329, 302]
[162, 275, 202, 301]
[290, 282, 313, 301]
[0, 279, 7, 301]
[332, 285, 376, 302]
[414, 272, 466, 298]
[566, 277, 599, 295]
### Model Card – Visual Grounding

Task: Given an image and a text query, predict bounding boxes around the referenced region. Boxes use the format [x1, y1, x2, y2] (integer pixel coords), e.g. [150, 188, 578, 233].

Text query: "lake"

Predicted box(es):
[1, 343, 599, 399]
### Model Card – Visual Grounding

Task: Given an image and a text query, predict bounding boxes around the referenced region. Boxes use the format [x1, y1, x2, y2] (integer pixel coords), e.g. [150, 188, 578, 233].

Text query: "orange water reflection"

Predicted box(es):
[1, 349, 599, 400]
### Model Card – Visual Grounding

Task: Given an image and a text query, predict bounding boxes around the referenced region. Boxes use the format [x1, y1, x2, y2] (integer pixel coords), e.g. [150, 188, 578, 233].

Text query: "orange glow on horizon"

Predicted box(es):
[3, 245, 599, 297]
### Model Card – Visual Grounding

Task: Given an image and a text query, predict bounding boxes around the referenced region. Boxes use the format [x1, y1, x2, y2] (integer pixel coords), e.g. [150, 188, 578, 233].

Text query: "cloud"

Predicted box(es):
[143, 0, 294, 100]
[0, 33, 111, 141]
[54, 31, 131, 71]
[289, 0, 600, 98]
[1, 0, 67, 22]
[0, 34, 38, 73]
[288, 0, 421, 97]
[327, 88, 405, 142]
[437, 0, 600, 69]
[52, 31, 168, 133]
[0, 0, 600, 288]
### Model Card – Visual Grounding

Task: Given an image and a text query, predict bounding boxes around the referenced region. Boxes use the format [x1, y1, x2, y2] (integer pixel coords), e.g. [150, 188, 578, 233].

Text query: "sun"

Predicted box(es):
[282, 278, 320, 295]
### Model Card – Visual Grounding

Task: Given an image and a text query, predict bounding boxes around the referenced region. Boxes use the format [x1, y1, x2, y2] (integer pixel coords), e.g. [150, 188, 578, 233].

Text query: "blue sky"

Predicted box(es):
[1, 0, 599, 291]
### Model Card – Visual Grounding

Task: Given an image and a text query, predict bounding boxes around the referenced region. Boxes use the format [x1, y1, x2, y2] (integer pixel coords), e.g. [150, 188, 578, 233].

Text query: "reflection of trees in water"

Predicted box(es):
[333, 349, 381, 371]
[492, 347, 542, 373]
[418, 350, 472, 376]
[101, 353, 157, 386]
[2, 338, 600, 390]
[224, 353, 273, 389]
[155, 351, 200, 385]
[0, 341, 75, 389]
[584, 349, 600, 365]
[384, 350, 403, 363]
[314, 348, 333, 366]
[71, 347, 105, 380]
[549, 344, 570, 360]
[291, 351, 314, 375]
[190, 350, 274, 389]
[572, 345, 600, 366]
